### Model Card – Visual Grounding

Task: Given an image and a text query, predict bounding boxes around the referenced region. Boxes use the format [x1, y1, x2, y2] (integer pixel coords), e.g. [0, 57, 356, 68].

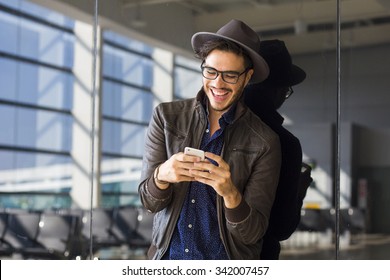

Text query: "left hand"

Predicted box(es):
[189, 152, 242, 209]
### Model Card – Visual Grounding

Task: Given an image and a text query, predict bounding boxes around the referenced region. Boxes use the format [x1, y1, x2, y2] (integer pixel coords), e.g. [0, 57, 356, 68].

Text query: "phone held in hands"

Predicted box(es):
[184, 147, 205, 161]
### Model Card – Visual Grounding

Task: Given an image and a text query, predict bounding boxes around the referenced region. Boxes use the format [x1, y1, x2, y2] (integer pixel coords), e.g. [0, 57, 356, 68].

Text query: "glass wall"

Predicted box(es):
[174, 55, 202, 100]
[1, 0, 390, 261]
[100, 31, 155, 207]
[0, 0, 74, 209]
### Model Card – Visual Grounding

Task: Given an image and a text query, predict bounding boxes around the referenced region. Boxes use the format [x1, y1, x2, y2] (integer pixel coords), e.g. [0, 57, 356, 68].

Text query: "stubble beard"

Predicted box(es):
[207, 83, 245, 113]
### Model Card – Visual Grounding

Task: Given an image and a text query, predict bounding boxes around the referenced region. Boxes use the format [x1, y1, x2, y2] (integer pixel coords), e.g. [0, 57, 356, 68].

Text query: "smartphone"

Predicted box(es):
[184, 147, 205, 161]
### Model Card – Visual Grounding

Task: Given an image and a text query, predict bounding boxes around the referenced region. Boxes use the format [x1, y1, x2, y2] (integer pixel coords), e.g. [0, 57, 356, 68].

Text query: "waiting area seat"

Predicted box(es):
[80, 208, 120, 254]
[0, 212, 13, 257]
[128, 207, 154, 250]
[283, 207, 367, 249]
[340, 207, 366, 234]
[298, 208, 329, 233]
[0, 209, 82, 259]
[0, 206, 154, 259]
[298, 207, 366, 235]
[2, 210, 42, 257]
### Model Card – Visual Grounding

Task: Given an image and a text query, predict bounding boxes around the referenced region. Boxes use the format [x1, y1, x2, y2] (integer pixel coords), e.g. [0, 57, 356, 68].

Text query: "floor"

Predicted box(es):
[95, 233, 390, 260]
[280, 233, 390, 260]
[3, 233, 389, 260]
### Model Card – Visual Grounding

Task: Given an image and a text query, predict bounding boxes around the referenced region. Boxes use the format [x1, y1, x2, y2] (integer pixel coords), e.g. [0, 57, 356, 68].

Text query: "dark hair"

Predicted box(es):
[194, 39, 253, 69]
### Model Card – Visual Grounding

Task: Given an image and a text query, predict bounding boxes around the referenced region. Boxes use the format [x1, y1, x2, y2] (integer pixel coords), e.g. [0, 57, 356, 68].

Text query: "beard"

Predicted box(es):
[205, 82, 246, 113]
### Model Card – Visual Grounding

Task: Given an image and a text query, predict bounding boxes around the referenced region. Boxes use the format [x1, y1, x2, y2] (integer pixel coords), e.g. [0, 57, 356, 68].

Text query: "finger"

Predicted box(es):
[182, 154, 203, 163]
[204, 152, 229, 170]
[204, 152, 220, 163]
[172, 153, 203, 172]
[193, 160, 227, 178]
[167, 167, 197, 183]
[189, 169, 212, 179]
[172, 152, 196, 163]
[192, 161, 217, 174]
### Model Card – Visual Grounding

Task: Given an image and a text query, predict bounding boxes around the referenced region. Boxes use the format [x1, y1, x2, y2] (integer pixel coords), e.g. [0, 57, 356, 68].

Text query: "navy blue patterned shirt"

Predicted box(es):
[162, 103, 236, 260]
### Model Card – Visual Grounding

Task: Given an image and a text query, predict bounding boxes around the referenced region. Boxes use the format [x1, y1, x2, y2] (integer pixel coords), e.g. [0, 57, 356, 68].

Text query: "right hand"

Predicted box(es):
[156, 152, 207, 187]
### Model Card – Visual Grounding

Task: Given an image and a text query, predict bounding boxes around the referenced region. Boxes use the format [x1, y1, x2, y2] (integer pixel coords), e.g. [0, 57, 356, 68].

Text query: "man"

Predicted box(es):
[138, 19, 281, 260]
[244, 39, 312, 259]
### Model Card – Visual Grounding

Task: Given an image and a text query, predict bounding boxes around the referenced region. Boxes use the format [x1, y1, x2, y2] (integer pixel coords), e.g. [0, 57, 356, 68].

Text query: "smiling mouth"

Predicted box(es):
[211, 88, 230, 98]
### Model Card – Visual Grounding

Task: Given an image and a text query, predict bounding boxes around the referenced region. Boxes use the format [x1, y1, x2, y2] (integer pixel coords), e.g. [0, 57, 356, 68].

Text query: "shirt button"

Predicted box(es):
[206, 129, 209, 133]
[191, 199, 196, 203]
[185, 248, 189, 253]
[188, 224, 192, 228]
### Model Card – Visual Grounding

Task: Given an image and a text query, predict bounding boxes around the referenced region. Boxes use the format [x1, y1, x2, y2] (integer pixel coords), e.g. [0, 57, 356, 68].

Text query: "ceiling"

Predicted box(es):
[32, 0, 390, 55]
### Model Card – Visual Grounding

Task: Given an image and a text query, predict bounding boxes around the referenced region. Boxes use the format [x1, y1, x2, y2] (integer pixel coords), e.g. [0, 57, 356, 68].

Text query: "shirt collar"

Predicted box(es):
[201, 97, 237, 129]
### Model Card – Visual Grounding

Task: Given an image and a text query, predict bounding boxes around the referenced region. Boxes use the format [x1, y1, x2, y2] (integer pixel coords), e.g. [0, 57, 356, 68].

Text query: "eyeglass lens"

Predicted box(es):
[201, 66, 246, 84]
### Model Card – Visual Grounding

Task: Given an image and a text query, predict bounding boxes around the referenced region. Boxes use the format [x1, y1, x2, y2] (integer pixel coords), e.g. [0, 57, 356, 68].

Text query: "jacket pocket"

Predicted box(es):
[225, 147, 259, 192]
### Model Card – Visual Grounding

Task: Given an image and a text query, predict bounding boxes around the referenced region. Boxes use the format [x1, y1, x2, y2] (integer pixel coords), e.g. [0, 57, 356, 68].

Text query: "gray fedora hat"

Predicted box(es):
[191, 19, 269, 83]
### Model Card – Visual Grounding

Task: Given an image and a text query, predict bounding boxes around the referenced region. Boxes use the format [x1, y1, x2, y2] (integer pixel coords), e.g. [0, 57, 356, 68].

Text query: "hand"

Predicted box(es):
[189, 152, 242, 209]
[156, 152, 205, 189]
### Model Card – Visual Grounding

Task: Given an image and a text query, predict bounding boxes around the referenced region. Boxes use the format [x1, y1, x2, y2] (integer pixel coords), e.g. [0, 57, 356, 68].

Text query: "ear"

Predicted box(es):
[244, 68, 254, 86]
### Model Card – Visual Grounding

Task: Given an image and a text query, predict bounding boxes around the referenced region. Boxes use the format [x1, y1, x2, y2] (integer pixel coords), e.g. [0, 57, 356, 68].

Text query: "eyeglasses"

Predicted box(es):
[201, 64, 250, 84]
[285, 87, 294, 99]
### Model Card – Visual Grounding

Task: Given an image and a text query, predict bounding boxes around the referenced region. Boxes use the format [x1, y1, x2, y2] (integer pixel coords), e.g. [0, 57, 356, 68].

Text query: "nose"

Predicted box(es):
[213, 73, 227, 86]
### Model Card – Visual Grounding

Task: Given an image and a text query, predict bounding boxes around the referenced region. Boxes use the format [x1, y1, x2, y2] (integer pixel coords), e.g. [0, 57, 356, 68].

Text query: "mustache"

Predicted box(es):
[210, 86, 232, 92]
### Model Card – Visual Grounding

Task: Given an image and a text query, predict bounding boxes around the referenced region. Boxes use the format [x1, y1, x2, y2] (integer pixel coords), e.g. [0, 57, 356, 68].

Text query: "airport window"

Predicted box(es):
[174, 55, 202, 100]
[100, 30, 155, 206]
[2, 0, 390, 262]
[0, 0, 74, 209]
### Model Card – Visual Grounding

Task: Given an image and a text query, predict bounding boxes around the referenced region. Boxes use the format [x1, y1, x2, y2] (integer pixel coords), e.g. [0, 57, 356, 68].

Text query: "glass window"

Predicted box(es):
[0, 150, 72, 209]
[0, 10, 74, 68]
[103, 42, 153, 89]
[0, 0, 74, 212]
[174, 55, 202, 99]
[0, 58, 73, 110]
[104, 30, 153, 55]
[100, 156, 142, 207]
[0, 105, 72, 152]
[0, 0, 74, 29]
[100, 30, 156, 210]
[102, 120, 147, 159]
[102, 80, 152, 123]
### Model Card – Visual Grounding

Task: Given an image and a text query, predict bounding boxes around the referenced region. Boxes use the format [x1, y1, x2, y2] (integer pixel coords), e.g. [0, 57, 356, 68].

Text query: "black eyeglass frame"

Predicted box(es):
[285, 87, 294, 99]
[200, 63, 251, 84]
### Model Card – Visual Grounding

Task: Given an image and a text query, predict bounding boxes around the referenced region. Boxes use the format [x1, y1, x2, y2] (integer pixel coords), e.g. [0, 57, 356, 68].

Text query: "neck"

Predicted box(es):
[208, 105, 225, 136]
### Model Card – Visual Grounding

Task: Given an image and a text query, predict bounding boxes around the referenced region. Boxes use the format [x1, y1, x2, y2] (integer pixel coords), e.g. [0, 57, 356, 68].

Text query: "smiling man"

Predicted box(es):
[138, 19, 282, 260]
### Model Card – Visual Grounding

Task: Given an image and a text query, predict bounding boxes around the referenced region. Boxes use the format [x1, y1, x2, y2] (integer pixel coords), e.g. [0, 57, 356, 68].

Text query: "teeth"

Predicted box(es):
[212, 89, 228, 96]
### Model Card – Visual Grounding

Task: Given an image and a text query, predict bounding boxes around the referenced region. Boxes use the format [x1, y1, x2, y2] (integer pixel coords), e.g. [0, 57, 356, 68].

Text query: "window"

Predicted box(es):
[0, 0, 74, 208]
[100, 31, 155, 206]
[174, 55, 202, 100]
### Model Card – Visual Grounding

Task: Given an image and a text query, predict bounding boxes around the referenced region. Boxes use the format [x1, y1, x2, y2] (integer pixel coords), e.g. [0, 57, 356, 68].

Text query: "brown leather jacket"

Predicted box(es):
[138, 88, 281, 259]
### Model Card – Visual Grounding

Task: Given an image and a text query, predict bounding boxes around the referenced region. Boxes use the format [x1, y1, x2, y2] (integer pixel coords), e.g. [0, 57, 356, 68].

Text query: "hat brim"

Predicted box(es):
[290, 64, 306, 86]
[191, 32, 269, 83]
[265, 64, 306, 87]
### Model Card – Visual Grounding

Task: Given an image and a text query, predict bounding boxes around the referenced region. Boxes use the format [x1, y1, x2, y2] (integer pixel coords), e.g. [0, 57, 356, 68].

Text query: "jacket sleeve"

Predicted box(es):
[223, 126, 282, 245]
[138, 105, 173, 213]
